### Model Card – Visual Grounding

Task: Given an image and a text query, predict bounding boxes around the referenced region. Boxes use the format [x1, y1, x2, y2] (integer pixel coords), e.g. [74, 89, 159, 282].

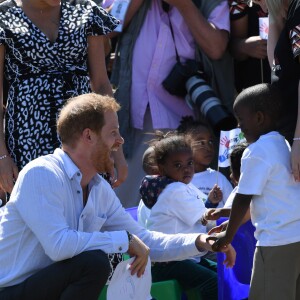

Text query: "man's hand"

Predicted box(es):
[127, 234, 150, 277]
[195, 233, 236, 267]
[206, 232, 236, 267]
[206, 231, 232, 252]
[222, 244, 236, 268]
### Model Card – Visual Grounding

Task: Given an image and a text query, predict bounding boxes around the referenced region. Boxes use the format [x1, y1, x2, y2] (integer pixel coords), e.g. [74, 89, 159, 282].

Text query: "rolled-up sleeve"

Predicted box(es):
[99, 199, 205, 262]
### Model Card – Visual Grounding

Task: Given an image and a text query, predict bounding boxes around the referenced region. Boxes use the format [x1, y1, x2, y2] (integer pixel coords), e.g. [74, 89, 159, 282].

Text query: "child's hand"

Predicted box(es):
[208, 184, 222, 204]
[207, 220, 228, 235]
[206, 231, 232, 252]
[204, 208, 222, 221]
[200, 215, 208, 226]
[205, 234, 236, 267]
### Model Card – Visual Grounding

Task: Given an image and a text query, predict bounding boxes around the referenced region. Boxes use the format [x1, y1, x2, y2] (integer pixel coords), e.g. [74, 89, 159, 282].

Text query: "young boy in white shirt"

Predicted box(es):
[208, 83, 300, 300]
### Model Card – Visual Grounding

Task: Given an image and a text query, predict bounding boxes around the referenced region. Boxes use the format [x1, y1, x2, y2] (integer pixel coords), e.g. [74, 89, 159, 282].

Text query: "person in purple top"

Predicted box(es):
[112, 0, 232, 208]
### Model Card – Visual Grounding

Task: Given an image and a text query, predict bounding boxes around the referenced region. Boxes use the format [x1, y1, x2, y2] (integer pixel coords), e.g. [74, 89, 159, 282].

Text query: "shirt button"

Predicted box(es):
[77, 173, 80, 176]
[77, 190, 80, 194]
[118, 246, 122, 251]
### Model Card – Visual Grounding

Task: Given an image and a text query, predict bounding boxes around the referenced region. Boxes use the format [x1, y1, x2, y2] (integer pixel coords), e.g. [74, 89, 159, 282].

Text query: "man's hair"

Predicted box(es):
[234, 83, 283, 123]
[57, 93, 120, 147]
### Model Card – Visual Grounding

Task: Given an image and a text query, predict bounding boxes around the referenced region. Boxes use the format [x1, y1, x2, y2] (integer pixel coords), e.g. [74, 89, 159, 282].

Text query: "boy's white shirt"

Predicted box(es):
[236, 131, 300, 246]
[223, 186, 238, 208]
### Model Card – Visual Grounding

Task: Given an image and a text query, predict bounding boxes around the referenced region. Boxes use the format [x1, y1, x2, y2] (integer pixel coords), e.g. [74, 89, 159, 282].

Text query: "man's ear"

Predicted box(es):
[82, 128, 94, 144]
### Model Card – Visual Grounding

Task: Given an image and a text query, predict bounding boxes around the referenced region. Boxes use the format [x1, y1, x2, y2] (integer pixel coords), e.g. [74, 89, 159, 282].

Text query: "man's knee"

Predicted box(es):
[77, 250, 111, 278]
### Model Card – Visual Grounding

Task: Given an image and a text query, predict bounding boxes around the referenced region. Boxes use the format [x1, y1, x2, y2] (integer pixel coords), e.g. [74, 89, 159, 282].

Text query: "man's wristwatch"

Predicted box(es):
[126, 231, 134, 246]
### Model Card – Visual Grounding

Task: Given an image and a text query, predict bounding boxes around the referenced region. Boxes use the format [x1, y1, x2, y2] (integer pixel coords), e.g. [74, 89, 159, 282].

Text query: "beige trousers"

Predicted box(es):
[249, 241, 300, 300]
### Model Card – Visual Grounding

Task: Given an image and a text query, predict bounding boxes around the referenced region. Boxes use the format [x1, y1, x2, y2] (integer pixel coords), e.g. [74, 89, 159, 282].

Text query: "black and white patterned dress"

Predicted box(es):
[0, 0, 124, 278]
[0, 0, 118, 169]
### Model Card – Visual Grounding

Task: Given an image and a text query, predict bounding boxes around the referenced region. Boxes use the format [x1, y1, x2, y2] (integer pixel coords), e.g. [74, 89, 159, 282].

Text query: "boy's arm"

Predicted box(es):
[195, 233, 236, 268]
[204, 208, 231, 220]
[207, 193, 252, 251]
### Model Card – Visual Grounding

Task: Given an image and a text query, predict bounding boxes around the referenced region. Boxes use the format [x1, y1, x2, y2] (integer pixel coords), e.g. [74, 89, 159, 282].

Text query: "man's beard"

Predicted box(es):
[91, 141, 114, 174]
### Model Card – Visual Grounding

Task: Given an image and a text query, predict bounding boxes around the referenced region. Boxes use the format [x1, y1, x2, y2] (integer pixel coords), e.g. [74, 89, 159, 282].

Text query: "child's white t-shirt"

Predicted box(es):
[137, 200, 151, 228]
[223, 186, 238, 208]
[236, 131, 300, 246]
[191, 168, 233, 207]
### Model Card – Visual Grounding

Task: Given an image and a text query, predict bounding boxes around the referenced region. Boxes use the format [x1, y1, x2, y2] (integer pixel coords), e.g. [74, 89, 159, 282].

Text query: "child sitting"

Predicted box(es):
[145, 134, 235, 300]
[137, 137, 176, 228]
[209, 83, 300, 300]
[177, 116, 233, 208]
[137, 131, 220, 228]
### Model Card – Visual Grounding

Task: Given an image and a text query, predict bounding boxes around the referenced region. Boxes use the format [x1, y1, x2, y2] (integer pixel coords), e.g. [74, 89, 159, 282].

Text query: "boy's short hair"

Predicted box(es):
[57, 93, 120, 147]
[234, 83, 283, 122]
[230, 142, 248, 180]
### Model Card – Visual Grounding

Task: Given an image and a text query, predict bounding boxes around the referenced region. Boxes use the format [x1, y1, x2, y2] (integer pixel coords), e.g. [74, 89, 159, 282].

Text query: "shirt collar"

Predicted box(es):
[53, 148, 101, 184]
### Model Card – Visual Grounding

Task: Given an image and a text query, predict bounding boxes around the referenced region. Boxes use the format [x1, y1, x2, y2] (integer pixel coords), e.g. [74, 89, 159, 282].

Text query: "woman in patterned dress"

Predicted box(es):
[0, 0, 127, 195]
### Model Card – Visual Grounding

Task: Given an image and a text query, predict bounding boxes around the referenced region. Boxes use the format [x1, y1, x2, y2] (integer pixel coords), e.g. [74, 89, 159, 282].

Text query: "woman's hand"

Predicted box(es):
[111, 146, 128, 188]
[0, 155, 18, 193]
[243, 36, 267, 59]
